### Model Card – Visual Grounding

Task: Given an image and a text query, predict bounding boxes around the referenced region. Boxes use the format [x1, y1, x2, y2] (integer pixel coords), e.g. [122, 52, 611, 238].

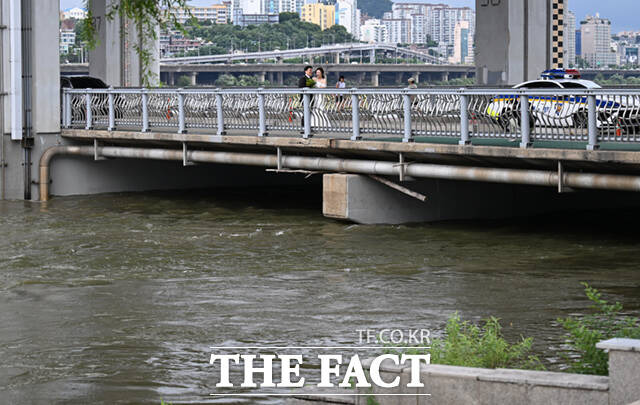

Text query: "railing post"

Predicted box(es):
[403, 91, 413, 143]
[351, 90, 361, 141]
[108, 87, 115, 131]
[141, 89, 149, 133]
[519, 94, 531, 148]
[85, 92, 93, 130]
[587, 94, 599, 150]
[64, 91, 72, 128]
[178, 90, 186, 134]
[216, 91, 225, 135]
[459, 93, 470, 145]
[303, 91, 312, 139]
[258, 89, 268, 137]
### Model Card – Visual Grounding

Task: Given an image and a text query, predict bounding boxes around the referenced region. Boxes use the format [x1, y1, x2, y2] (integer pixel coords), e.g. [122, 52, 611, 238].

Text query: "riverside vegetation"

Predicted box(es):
[386, 283, 640, 375]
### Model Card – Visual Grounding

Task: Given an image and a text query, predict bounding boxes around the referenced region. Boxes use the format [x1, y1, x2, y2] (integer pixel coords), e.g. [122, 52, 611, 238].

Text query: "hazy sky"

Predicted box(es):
[59, 0, 640, 33]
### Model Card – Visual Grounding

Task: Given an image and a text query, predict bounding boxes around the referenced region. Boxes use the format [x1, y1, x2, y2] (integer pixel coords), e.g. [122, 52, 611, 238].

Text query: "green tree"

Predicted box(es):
[279, 12, 299, 23]
[358, 0, 392, 18]
[215, 74, 238, 87]
[176, 75, 193, 87]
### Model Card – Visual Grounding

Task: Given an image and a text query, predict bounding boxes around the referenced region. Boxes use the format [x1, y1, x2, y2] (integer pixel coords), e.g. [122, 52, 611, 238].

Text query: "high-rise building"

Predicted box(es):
[300, 3, 335, 30]
[449, 20, 473, 64]
[581, 14, 616, 67]
[564, 10, 576, 67]
[173, 4, 230, 24]
[337, 0, 360, 39]
[383, 19, 412, 45]
[360, 19, 387, 43]
[389, 2, 474, 47]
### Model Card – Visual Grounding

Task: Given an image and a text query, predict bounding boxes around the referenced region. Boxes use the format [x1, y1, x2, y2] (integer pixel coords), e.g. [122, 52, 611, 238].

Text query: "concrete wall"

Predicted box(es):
[476, 0, 552, 85]
[88, 0, 160, 87]
[290, 339, 640, 405]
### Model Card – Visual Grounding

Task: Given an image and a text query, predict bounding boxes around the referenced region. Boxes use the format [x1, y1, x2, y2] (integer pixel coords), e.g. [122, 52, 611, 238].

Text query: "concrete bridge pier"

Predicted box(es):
[441, 72, 449, 82]
[321, 174, 640, 225]
[277, 71, 284, 85]
[190, 71, 197, 86]
[396, 72, 404, 85]
[257, 71, 266, 83]
[88, 0, 160, 86]
[167, 72, 175, 86]
[334, 52, 340, 64]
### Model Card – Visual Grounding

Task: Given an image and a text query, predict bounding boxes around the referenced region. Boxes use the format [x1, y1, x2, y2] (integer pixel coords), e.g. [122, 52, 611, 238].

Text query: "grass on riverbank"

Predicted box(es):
[558, 283, 640, 375]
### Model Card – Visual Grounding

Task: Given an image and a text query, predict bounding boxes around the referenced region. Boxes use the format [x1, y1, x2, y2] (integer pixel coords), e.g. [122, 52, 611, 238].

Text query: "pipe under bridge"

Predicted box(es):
[161, 43, 443, 65]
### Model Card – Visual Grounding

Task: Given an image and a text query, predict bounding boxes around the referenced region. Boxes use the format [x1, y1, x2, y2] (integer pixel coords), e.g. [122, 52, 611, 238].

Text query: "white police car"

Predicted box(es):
[487, 69, 640, 134]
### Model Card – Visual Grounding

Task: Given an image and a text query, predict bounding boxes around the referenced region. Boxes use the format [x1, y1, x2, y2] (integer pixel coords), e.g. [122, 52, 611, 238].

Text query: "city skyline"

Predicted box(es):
[59, 0, 640, 33]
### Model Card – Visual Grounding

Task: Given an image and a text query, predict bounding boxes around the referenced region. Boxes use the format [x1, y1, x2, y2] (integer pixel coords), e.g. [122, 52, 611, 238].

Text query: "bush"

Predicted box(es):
[386, 313, 543, 370]
[558, 283, 640, 375]
[430, 314, 544, 370]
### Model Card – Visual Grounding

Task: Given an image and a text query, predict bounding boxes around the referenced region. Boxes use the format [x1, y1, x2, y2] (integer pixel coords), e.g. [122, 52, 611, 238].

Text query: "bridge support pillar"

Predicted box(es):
[322, 173, 640, 225]
[334, 52, 340, 64]
[441, 72, 449, 82]
[88, 0, 160, 86]
[396, 73, 404, 85]
[268, 72, 275, 83]
[190, 72, 197, 86]
[370, 49, 376, 64]
[258, 72, 266, 84]
[277, 71, 284, 85]
[371, 71, 380, 87]
[168, 72, 175, 86]
[413, 73, 420, 84]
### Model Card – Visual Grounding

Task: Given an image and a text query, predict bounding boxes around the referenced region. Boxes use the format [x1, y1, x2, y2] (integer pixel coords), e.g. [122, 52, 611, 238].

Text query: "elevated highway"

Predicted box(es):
[160, 43, 444, 65]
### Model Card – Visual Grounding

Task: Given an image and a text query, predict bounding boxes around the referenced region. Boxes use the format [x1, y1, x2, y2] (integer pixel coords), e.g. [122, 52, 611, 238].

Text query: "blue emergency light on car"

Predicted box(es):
[541, 69, 581, 80]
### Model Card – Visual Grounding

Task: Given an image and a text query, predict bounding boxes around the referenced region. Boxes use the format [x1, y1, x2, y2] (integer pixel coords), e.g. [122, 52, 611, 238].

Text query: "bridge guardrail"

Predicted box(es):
[62, 87, 640, 150]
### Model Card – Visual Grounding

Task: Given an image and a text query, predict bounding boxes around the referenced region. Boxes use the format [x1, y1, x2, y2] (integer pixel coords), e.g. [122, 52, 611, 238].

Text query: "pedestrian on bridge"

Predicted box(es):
[298, 66, 315, 133]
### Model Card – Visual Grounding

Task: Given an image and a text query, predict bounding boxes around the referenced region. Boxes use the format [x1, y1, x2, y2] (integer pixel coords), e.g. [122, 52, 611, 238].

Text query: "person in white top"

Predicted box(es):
[335, 76, 346, 109]
[312, 68, 328, 127]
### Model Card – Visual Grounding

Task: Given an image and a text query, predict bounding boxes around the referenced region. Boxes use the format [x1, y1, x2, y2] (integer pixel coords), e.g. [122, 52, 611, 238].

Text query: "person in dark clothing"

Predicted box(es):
[298, 66, 315, 131]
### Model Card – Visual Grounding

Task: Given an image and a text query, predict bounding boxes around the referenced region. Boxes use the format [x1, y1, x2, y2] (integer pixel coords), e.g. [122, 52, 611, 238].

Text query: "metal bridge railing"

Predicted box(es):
[62, 87, 640, 150]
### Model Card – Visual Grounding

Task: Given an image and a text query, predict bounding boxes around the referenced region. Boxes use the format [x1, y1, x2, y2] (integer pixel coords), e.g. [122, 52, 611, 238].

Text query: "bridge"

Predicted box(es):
[43, 85, 640, 223]
[160, 43, 444, 65]
[61, 63, 473, 86]
[60, 63, 640, 87]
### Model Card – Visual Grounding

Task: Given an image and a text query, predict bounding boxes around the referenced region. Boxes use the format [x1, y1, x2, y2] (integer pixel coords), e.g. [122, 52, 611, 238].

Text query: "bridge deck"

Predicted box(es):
[62, 128, 640, 173]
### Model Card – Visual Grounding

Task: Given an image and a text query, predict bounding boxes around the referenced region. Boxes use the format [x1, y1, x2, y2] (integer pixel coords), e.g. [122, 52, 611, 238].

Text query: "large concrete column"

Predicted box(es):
[395, 72, 404, 85]
[1, 0, 60, 200]
[334, 52, 340, 64]
[441, 72, 449, 82]
[257, 71, 266, 83]
[89, 0, 160, 87]
[370, 49, 376, 64]
[190, 71, 197, 86]
[277, 71, 284, 85]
